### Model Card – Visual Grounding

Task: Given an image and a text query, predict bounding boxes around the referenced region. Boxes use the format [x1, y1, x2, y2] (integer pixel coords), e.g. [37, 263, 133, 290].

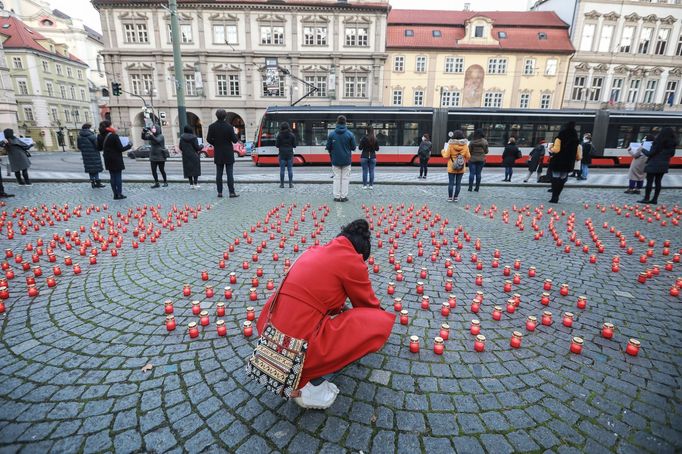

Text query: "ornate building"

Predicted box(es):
[532, 0, 682, 111]
[92, 0, 390, 146]
[0, 38, 17, 131]
[383, 10, 574, 109]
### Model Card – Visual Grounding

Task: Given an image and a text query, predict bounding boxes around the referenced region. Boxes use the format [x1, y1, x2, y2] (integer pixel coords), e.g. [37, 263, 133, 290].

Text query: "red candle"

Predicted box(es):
[246, 306, 256, 321]
[409, 335, 420, 353]
[492, 306, 502, 321]
[400, 309, 409, 325]
[216, 319, 227, 336]
[570, 336, 583, 354]
[393, 298, 403, 312]
[475, 274, 483, 286]
[444, 279, 453, 292]
[420, 267, 427, 279]
[242, 261, 250, 270]
[637, 272, 647, 284]
[201, 270, 209, 281]
[673, 253, 680, 263]
[470, 319, 481, 335]
[526, 315, 537, 332]
[625, 338, 640, 356]
[510, 331, 523, 349]
[396, 270, 404, 282]
[446, 266, 454, 277]
[448, 294, 457, 308]
[416, 282, 424, 295]
[200, 310, 210, 327]
[46, 275, 56, 288]
[503, 266, 511, 277]
[575, 296, 587, 310]
[164, 300, 174, 314]
[562, 312, 574, 327]
[470, 299, 480, 313]
[421, 295, 430, 310]
[205, 285, 214, 298]
[474, 334, 486, 352]
[216, 302, 226, 317]
[671, 286, 680, 297]
[387, 282, 395, 295]
[243, 321, 253, 337]
[492, 259, 499, 268]
[272, 252, 279, 261]
[541, 311, 553, 326]
[251, 276, 259, 288]
[89, 255, 97, 265]
[26, 276, 36, 286]
[188, 322, 199, 338]
[441, 302, 450, 317]
[373, 264, 380, 273]
[192, 301, 202, 315]
[439, 323, 450, 340]
[223, 286, 233, 300]
[601, 322, 614, 339]
[73, 264, 81, 274]
[266, 279, 275, 291]
[166, 315, 176, 331]
[229, 272, 237, 285]
[503, 280, 512, 293]
[0, 286, 8, 299]
[665, 261, 673, 272]
[513, 259, 521, 270]
[183, 284, 191, 297]
[433, 336, 445, 355]
[543, 279, 553, 290]
[590, 254, 597, 263]
[559, 284, 569, 296]
[406, 254, 413, 264]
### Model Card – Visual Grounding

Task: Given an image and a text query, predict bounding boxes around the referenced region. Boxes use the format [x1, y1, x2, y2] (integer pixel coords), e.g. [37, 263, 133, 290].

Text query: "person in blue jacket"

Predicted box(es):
[325, 115, 356, 202]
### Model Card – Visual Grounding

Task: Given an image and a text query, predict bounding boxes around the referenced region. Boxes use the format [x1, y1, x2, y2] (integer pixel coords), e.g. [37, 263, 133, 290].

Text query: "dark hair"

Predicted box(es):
[508, 137, 516, 144]
[338, 219, 371, 261]
[183, 125, 193, 134]
[423, 133, 430, 141]
[216, 109, 227, 121]
[473, 129, 484, 140]
[452, 130, 465, 140]
[337, 115, 346, 125]
[655, 127, 678, 149]
[82, 123, 92, 130]
[280, 122, 290, 132]
[558, 121, 578, 142]
[3, 128, 14, 139]
[365, 126, 377, 148]
[99, 120, 111, 135]
[643, 134, 655, 142]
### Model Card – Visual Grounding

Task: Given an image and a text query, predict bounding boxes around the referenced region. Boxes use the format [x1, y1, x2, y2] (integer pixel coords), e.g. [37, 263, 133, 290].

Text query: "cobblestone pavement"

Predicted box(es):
[0, 183, 680, 454]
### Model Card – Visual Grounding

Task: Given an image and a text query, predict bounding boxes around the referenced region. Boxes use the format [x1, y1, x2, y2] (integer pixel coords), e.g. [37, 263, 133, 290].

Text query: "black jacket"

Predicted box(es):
[417, 140, 432, 160]
[179, 132, 202, 178]
[527, 144, 545, 172]
[275, 130, 297, 159]
[206, 120, 238, 165]
[359, 135, 379, 159]
[502, 144, 521, 167]
[97, 131, 131, 172]
[77, 129, 103, 174]
[644, 141, 676, 174]
[549, 131, 579, 173]
[145, 132, 166, 162]
[581, 142, 593, 165]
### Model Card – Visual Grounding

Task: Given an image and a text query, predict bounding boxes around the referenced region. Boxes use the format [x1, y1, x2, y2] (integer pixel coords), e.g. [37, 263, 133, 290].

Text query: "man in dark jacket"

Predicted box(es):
[206, 109, 239, 198]
[77, 123, 105, 188]
[325, 115, 356, 202]
[143, 125, 167, 188]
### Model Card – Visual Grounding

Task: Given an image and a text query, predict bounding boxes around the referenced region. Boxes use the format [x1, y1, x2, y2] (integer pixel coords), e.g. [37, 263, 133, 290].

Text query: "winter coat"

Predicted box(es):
[179, 132, 202, 178]
[549, 135, 582, 173]
[97, 131, 131, 172]
[4, 138, 31, 172]
[468, 138, 489, 163]
[325, 124, 356, 167]
[527, 144, 546, 172]
[581, 141, 593, 165]
[417, 140, 432, 161]
[359, 135, 379, 159]
[145, 132, 166, 162]
[77, 129, 103, 174]
[627, 143, 648, 181]
[275, 130, 297, 160]
[206, 120, 239, 165]
[644, 141, 676, 174]
[441, 139, 471, 174]
[502, 144, 521, 167]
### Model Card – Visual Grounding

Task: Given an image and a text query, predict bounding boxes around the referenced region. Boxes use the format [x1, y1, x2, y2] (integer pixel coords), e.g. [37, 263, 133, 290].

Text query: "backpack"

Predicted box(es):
[453, 153, 465, 170]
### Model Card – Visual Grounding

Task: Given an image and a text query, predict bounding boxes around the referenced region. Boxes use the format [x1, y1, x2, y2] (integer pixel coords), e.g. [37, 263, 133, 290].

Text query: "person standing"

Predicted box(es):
[97, 120, 131, 200]
[548, 122, 582, 204]
[0, 166, 13, 197]
[441, 130, 470, 202]
[638, 127, 677, 205]
[143, 125, 167, 188]
[502, 137, 521, 182]
[179, 125, 202, 188]
[467, 129, 488, 192]
[579, 133, 593, 180]
[207, 109, 240, 198]
[2, 128, 32, 186]
[524, 139, 546, 183]
[325, 115, 356, 202]
[77, 123, 105, 188]
[275, 122, 296, 189]
[624, 134, 653, 194]
[359, 127, 379, 189]
[417, 133, 432, 179]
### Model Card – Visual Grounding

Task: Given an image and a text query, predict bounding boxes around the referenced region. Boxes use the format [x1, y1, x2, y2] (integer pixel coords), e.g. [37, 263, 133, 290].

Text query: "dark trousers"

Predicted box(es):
[419, 158, 428, 177]
[504, 166, 513, 180]
[15, 169, 29, 184]
[188, 176, 198, 185]
[644, 173, 664, 202]
[0, 170, 5, 193]
[628, 179, 644, 189]
[151, 162, 167, 183]
[109, 170, 123, 196]
[88, 172, 100, 181]
[448, 173, 463, 198]
[216, 163, 235, 195]
[468, 161, 483, 190]
[279, 157, 293, 184]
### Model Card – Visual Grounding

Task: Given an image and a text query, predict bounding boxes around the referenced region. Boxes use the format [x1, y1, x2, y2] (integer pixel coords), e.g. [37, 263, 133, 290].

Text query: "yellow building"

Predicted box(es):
[384, 10, 574, 109]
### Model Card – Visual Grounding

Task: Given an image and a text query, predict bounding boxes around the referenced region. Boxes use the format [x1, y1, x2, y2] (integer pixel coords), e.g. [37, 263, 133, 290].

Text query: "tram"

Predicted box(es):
[252, 106, 682, 167]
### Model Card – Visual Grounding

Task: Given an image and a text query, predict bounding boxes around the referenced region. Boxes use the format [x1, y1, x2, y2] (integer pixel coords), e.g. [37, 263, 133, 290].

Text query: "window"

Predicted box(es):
[474, 26, 484, 38]
[77, 69, 83, 80]
[598, 25, 614, 52]
[519, 93, 530, 108]
[498, 31, 507, 39]
[216, 74, 228, 96]
[262, 78, 285, 97]
[168, 24, 193, 43]
[404, 29, 414, 37]
[432, 30, 441, 37]
[589, 77, 603, 101]
[12, 57, 22, 69]
[487, 58, 507, 74]
[619, 26, 635, 52]
[483, 92, 503, 108]
[581, 24, 595, 51]
[643, 80, 657, 103]
[260, 25, 284, 45]
[345, 26, 369, 47]
[523, 59, 535, 75]
[572, 76, 586, 100]
[60, 85, 66, 98]
[304, 75, 327, 97]
[627, 79, 640, 103]
[392, 89, 403, 105]
[227, 74, 240, 96]
[344, 75, 367, 98]
[413, 90, 424, 106]
[393, 56, 404, 72]
[185, 74, 196, 96]
[64, 109, 71, 123]
[56, 64, 63, 75]
[538, 32, 547, 40]
[80, 88, 86, 101]
[46, 81, 54, 97]
[545, 59, 557, 76]
[123, 23, 148, 43]
[440, 90, 460, 107]
[213, 24, 238, 44]
[131, 73, 153, 96]
[415, 56, 427, 73]
[610, 78, 623, 103]
[74, 110, 80, 123]
[638, 27, 653, 53]
[540, 93, 552, 109]
[70, 86, 76, 99]
[655, 29, 670, 55]
[65, 67, 72, 78]
[664, 81, 678, 105]
[677, 34, 682, 56]
[445, 57, 464, 73]
[42, 61, 49, 72]
[17, 80, 28, 95]
[303, 26, 327, 46]
[23, 106, 34, 121]
[50, 107, 58, 122]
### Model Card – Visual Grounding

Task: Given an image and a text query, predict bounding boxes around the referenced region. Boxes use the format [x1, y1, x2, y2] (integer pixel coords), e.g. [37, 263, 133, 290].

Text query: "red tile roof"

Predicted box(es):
[0, 15, 86, 64]
[387, 10, 574, 53]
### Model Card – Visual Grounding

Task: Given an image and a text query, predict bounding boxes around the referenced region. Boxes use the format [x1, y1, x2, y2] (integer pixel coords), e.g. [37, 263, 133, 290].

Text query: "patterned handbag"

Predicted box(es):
[246, 263, 309, 398]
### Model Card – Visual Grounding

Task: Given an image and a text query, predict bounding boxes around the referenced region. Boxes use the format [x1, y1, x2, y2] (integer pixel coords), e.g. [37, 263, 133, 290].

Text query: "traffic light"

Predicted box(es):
[112, 82, 121, 96]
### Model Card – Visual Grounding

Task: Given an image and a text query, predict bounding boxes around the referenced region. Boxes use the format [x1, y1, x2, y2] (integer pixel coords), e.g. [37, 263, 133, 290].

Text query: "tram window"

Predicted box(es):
[260, 118, 278, 146]
[373, 122, 399, 146]
[312, 121, 332, 146]
[347, 121, 369, 143]
[510, 124, 533, 146]
[616, 125, 634, 149]
[460, 123, 475, 140]
[289, 121, 304, 145]
[636, 125, 662, 143]
[402, 122, 421, 146]
[535, 124, 561, 144]
[480, 122, 507, 146]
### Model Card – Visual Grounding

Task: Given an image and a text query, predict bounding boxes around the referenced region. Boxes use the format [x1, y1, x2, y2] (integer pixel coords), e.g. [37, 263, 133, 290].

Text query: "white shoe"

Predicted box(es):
[447, 198, 453, 202]
[369, 186, 373, 190]
[195, 184, 200, 189]
[189, 184, 194, 189]
[293, 382, 338, 409]
[362, 185, 368, 190]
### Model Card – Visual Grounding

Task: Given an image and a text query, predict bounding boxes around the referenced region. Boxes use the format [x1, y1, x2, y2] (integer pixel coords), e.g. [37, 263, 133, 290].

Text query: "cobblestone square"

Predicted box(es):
[0, 182, 680, 453]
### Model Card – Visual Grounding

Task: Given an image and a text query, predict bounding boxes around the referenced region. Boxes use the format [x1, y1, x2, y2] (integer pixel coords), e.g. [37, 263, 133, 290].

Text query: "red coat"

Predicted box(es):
[256, 236, 395, 387]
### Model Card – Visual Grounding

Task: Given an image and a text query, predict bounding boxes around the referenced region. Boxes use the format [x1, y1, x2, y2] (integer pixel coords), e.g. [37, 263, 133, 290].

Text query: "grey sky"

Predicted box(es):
[45, 0, 534, 35]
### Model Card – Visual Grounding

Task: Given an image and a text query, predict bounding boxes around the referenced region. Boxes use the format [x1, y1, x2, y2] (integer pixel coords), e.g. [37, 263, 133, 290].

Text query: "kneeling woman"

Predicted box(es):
[256, 219, 395, 409]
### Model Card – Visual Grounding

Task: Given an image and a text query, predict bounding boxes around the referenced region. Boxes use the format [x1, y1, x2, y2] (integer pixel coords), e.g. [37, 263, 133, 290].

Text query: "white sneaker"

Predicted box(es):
[362, 185, 368, 190]
[293, 382, 338, 409]
[195, 184, 201, 189]
[447, 197, 453, 202]
[189, 184, 194, 189]
[369, 186, 374, 190]
[453, 197, 459, 202]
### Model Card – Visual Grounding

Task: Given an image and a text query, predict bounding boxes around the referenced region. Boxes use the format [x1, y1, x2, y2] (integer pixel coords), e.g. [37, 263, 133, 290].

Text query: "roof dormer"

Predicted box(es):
[459, 15, 498, 46]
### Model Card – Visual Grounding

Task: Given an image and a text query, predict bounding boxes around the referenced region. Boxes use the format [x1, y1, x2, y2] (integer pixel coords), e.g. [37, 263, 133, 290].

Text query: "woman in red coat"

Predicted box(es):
[256, 219, 395, 409]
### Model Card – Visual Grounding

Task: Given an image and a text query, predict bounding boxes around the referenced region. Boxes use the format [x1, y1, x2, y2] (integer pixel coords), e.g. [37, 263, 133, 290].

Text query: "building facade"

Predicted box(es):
[0, 13, 90, 150]
[0, 39, 17, 131]
[92, 0, 390, 146]
[532, 0, 682, 111]
[383, 10, 574, 109]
